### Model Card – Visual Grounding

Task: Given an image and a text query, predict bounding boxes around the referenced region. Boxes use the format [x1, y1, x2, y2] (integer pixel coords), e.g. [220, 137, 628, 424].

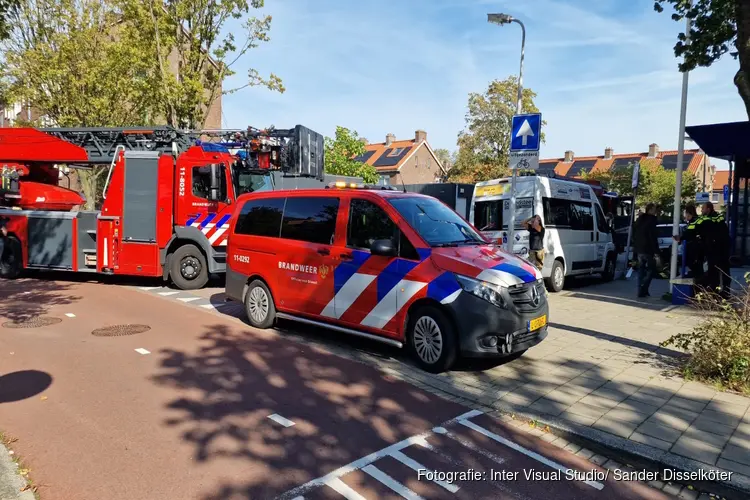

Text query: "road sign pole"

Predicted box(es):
[506, 21, 525, 254]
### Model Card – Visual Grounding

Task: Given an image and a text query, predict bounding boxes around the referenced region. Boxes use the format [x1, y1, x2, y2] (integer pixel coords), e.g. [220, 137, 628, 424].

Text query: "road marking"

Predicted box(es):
[362, 465, 424, 500]
[134, 348, 151, 355]
[177, 297, 200, 303]
[158, 291, 179, 296]
[442, 427, 508, 466]
[276, 409, 483, 500]
[267, 414, 295, 428]
[200, 304, 216, 310]
[138, 287, 161, 291]
[390, 450, 459, 493]
[325, 478, 366, 500]
[458, 418, 605, 490]
[65, 313, 76, 318]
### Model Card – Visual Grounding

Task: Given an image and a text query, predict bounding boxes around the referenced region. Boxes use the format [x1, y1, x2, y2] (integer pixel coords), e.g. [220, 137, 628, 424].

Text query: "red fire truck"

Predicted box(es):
[0, 125, 340, 289]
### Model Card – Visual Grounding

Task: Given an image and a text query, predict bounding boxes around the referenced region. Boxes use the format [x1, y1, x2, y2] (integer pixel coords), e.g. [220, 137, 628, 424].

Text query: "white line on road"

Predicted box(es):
[362, 465, 424, 500]
[177, 297, 200, 303]
[390, 450, 459, 493]
[200, 304, 216, 309]
[134, 348, 151, 355]
[65, 313, 76, 318]
[458, 418, 604, 490]
[275, 409, 483, 500]
[267, 414, 295, 427]
[325, 478, 366, 500]
[158, 291, 179, 296]
[138, 287, 161, 291]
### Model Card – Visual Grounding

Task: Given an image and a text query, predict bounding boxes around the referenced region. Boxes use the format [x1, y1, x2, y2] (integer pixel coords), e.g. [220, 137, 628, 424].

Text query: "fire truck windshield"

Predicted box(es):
[233, 170, 272, 196]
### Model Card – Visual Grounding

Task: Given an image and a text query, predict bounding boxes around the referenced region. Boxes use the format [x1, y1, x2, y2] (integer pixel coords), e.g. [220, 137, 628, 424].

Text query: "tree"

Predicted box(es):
[324, 126, 379, 183]
[120, 0, 284, 129]
[654, 0, 750, 118]
[449, 76, 545, 183]
[583, 161, 699, 214]
[433, 148, 456, 172]
[1, 0, 157, 209]
[0, 0, 17, 40]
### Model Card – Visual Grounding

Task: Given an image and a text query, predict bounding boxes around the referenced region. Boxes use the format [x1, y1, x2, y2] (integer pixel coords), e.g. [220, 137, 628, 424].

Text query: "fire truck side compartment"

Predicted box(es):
[76, 211, 99, 271]
[122, 151, 160, 243]
[26, 211, 76, 269]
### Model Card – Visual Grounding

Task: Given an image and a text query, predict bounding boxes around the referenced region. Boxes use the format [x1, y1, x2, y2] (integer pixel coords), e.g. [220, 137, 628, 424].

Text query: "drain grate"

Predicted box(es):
[2, 316, 62, 329]
[92, 324, 151, 337]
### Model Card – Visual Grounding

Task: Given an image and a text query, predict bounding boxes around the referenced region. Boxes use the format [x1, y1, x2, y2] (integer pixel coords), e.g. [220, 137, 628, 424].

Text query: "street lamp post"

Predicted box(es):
[488, 13, 526, 254]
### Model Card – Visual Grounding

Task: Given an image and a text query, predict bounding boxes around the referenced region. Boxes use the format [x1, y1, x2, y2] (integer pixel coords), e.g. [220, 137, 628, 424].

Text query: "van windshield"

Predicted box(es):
[388, 196, 487, 247]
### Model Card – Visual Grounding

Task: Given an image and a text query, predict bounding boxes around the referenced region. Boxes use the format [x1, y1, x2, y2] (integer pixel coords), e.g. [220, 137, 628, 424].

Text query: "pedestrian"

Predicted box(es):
[675, 204, 705, 281]
[523, 215, 545, 271]
[701, 202, 731, 298]
[633, 203, 660, 298]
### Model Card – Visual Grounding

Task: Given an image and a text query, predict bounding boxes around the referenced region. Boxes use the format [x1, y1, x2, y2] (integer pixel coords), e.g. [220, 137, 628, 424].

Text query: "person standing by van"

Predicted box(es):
[523, 215, 545, 271]
[633, 203, 659, 298]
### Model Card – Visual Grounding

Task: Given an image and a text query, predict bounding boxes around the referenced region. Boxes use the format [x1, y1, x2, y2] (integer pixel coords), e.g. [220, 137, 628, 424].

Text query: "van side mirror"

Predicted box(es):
[371, 239, 397, 257]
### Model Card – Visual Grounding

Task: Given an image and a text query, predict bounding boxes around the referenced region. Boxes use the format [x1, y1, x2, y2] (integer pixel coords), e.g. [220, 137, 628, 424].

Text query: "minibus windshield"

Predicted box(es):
[388, 196, 487, 247]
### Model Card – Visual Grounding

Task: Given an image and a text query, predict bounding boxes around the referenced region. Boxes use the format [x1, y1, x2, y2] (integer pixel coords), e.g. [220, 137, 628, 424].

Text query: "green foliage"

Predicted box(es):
[662, 276, 750, 394]
[0, 0, 17, 40]
[324, 126, 379, 184]
[654, 0, 750, 117]
[582, 161, 698, 214]
[449, 76, 545, 183]
[433, 148, 456, 172]
[120, 0, 284, 129]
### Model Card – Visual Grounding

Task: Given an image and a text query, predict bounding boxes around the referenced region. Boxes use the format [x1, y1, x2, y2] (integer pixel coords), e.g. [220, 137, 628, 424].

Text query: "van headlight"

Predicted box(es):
[454, 274, 506, 308]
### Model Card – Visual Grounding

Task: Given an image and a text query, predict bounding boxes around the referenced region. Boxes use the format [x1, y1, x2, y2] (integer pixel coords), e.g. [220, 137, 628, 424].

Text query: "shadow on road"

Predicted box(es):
[150, 322, 475, 499]
[0, 370, 53, 403]
[0, 277, 81, 322]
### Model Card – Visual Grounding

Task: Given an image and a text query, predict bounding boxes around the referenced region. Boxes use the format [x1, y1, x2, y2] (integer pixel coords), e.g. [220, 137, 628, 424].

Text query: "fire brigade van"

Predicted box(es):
[225, 183, 549, 373]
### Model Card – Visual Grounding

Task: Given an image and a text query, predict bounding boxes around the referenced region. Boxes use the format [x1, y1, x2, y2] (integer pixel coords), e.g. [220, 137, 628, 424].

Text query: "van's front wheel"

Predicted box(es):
[407, 306, 457, 373]
[545, 260, 565, 292]
[244, 280, 276, 329]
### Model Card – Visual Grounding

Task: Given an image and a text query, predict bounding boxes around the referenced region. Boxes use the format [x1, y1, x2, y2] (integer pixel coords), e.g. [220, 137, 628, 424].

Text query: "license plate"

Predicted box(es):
[528, 315, 547, 331]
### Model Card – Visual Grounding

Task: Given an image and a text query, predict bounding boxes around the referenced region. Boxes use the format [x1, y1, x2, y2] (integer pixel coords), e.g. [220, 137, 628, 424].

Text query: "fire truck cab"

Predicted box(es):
[0, 125, 340, 289]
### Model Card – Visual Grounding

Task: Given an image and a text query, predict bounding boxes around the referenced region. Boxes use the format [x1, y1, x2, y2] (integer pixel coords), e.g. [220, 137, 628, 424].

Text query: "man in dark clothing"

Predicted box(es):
[701, 202, 731, 298]
[678, 204, 704, 280]
[633, 203, 660, 297]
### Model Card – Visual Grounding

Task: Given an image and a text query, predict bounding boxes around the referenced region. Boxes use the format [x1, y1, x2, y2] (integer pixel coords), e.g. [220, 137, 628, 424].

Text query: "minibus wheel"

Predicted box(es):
[545, 260, 565, 292]
[244, 279, 276, 329]
[602, 254, 616, 282]
[407, 305, 457, 373]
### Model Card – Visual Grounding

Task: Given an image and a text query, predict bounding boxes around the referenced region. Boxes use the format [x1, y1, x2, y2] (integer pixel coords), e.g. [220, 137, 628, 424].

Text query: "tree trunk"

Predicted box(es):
[736, 0, 750, 118]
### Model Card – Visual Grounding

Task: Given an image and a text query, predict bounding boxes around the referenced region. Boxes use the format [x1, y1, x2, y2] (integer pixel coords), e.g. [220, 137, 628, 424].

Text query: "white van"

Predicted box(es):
[469, 175, 617, 292]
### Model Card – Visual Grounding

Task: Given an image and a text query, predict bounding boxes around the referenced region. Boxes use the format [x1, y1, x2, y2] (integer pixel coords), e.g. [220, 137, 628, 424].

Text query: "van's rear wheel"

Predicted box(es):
[244, 280, 276, 329]
[0, 236, 23, 279]
[545, 260, 565, 292]
[169, 244, 208, 290]
[407, 306, 457, 373]
[602, 254, 616, 282]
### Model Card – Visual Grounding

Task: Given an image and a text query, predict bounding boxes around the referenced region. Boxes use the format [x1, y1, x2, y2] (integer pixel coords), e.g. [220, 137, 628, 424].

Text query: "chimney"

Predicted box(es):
[604, 147, 613, 160]
[385, 133, 396, 147]
[564, 150, 574, 162]
[415, 129, 427, 143]
[648, 143, 659, 158]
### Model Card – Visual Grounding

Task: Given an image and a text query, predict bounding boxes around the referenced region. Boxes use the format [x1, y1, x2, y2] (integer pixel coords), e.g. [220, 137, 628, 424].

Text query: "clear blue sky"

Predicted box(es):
[221, 0, 745, 168]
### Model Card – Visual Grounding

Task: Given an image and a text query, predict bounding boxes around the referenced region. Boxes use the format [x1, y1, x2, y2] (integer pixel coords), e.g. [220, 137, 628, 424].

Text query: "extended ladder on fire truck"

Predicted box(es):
[0, 123, 330, 288]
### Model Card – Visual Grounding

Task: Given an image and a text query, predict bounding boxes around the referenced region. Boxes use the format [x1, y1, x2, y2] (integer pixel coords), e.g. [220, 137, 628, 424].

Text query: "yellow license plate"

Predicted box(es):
[528, 315, 547, 331]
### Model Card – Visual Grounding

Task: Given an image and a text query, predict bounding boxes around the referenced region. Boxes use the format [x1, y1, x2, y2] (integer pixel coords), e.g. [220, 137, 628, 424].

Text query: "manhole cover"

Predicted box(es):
[2, 316, 62, 329]
[91, 324, 151, 337]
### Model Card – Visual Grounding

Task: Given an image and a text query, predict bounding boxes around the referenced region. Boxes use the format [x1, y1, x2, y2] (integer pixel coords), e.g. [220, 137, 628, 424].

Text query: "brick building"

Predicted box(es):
[353, 130, 447, 184]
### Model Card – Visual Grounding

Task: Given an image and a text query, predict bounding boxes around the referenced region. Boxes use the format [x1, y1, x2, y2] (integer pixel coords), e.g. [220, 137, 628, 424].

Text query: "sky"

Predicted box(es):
[220, 0, 746, 169]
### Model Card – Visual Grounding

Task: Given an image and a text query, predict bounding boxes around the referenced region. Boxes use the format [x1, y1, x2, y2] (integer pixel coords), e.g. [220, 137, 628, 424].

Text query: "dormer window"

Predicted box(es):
[387, 148, 403, 157]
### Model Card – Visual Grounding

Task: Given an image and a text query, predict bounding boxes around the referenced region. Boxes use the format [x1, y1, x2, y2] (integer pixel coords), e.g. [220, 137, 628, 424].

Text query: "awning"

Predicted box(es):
[685, 120, 750, 161]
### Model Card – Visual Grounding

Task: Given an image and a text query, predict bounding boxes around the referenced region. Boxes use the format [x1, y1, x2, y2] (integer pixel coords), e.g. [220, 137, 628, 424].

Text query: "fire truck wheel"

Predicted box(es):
[244, 280, 276, 329]
[0, 236, 22, 280]
[406, 305, 457, 374]
[169, 244, 209, 290]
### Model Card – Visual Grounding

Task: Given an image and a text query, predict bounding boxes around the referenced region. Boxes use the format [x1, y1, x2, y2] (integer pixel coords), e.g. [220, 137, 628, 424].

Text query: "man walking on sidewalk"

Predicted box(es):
[633, 203, 660, 298]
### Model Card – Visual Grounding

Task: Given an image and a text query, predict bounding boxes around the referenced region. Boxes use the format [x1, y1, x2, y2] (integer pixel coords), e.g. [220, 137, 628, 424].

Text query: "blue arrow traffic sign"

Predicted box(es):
[724, 184, 730, 201]
[510, 113, 542, 152]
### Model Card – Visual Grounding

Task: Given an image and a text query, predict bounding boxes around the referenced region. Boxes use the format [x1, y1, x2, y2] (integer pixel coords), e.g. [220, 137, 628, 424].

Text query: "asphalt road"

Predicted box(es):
[0, 275, 671, 500]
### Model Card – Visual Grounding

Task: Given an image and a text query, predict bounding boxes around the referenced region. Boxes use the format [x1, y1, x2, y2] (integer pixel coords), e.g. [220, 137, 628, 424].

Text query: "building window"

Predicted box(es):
[712, 193, 720, 202]
[387, 148, 403, 157]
